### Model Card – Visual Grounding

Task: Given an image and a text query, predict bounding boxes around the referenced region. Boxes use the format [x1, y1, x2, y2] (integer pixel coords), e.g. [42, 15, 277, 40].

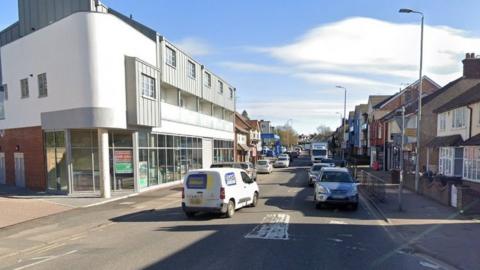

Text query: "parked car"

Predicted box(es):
[182, 168, 259, 218]
[211, 162, 257, 181]
[313, 167, 358, 210]
[307, 163, 332, 186]
[316, 158, 336, 167]
[274, 157, 290, 168]
[278, 153, 290, 160]
[256, 159, 273, 174]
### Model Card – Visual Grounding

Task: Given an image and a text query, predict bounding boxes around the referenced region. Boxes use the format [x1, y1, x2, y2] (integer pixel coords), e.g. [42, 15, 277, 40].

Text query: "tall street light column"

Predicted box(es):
[336, 86, 347, 160]
[399, 8, 424, 192]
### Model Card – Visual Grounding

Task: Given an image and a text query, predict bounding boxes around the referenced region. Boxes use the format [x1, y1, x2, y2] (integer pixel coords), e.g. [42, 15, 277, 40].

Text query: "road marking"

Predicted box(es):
[245, 213, 290, 240]
[329, 220, 347, 225]
[13, 250, 77, 270]
[327, 238, 343, 243]
[419, 261, 441, 269]
[119, 201, 135, 205]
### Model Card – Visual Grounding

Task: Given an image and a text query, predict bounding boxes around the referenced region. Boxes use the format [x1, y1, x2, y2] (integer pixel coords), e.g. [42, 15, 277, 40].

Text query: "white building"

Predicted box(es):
[0, 0, 235, 197]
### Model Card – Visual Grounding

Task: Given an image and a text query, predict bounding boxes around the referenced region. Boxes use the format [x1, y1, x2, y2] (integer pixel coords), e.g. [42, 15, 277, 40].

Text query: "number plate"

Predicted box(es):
[188, 195, 203, 205]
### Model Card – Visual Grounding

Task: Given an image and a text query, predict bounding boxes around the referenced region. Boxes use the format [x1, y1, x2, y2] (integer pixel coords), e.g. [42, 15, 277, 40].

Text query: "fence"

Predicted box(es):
[358, 170, 386, 202]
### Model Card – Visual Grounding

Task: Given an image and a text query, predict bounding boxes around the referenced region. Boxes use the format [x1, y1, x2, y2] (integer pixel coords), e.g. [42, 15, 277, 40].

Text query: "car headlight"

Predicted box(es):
[348, 186, 358, 196]
[317, 185, 329, 194]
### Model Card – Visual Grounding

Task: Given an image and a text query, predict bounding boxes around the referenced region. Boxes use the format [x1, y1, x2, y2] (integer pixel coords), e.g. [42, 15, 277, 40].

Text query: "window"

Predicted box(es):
[463, 147, 480, 182]
[38, 73, 48, 97]
[204, 72, 211, 87]
[218, 80, 223, 94]
[141, 74, 156, 98]
[439, 113, 446, 131]
[439, 147, 454, 176]
[166, 46, 176, 67]
[1, 84, 7, 100]
[20, 78, 29, 98]
[452, 108, 466, 128]
[229, 87, 234, 99]
[187, 60, 196, 79]
[0, 85, 5, 119]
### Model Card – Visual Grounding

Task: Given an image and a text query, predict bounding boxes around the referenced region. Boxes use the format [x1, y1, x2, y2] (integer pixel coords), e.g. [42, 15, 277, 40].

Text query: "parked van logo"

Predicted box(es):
[225, 172, 236, 186]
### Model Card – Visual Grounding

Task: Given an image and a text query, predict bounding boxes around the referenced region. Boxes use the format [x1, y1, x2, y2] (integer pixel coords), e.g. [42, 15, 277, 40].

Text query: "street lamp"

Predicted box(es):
[336, 85, 347, 160]
[399, 8, 424, 192]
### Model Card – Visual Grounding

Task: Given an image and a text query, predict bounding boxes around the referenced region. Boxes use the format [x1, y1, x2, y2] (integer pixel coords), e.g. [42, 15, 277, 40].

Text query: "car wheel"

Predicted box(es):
[185, 211, 196, 218]
[225, 200, 235, 218]
[251, 192, 259, 207]
[350, 203, 358, 211]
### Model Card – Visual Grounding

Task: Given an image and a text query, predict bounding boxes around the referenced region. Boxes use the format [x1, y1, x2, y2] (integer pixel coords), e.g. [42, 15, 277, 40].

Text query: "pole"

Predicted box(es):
[343, 87, 347, 160]
[399, 106, 405, 211]
[415, 15, 424, 192]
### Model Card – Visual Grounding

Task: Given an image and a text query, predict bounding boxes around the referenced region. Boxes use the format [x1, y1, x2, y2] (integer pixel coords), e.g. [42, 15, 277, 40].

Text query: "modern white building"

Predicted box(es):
[0, 0, 236, 197]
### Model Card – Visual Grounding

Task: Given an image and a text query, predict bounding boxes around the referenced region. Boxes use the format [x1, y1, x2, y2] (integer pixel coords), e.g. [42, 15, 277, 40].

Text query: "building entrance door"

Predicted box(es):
[0, 153, 5, 184]
[14, 152, 25, 187]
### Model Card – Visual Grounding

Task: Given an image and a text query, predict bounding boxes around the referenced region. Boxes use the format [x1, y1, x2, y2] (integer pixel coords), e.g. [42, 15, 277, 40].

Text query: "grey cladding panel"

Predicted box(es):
[125, 56, 161, 127]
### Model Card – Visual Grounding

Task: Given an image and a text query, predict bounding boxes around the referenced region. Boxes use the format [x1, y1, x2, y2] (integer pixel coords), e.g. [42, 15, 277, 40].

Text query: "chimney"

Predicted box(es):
[463, 52, 480, 78]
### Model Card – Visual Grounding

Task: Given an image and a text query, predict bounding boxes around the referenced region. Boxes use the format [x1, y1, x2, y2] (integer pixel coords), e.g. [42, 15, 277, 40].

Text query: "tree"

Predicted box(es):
[275, 125, 298, 147]
[314, 125, 333, 141]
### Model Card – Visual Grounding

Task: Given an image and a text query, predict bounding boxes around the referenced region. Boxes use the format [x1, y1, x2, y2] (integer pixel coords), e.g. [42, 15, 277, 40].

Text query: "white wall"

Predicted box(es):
[0, 12, 156, 129]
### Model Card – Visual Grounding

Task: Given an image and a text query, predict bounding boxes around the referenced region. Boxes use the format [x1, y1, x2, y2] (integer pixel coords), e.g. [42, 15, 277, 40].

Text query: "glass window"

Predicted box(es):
[149, 149, 159, 186]
[187, 60, 196, 79]
[20, 78, 29, 98]
[439, 113, 446, 131]
[187, 137, 193, 148]
[204, 72, 211, 87]
[159, 149, 167, 183]
[229, 87, 234, 99]
[166, 46, 176, 67]
[158, 135, 166, 147]
[138, 132, 148, 147]
[452, 108, 465, 128]
[166, 149, 175, 182]
[141, 74, 156, 98]
[218, 80, 223, 94]
[1, 84, 8, 100]
[167, 135, 174, 148]
[149, 134, 157, 147]
[113, 133, 133, 147]
[0, 85, 5, 119]
[71, 130, 93, 147]
[38, 73, 48, 97]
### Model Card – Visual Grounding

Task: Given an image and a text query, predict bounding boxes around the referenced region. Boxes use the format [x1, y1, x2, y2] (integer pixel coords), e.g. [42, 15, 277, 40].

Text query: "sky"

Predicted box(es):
[2, 0, 480, 134]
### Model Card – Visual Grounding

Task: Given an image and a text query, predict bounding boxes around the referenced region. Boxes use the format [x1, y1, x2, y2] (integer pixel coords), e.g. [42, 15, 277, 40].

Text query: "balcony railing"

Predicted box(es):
[161, 102, 233, 132]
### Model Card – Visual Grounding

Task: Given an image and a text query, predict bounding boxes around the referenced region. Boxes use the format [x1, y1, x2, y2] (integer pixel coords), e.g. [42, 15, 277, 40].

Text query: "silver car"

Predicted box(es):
[256, 160, 273, 174]
[313, 167, 359, 210]
[308, 163, 332, 186]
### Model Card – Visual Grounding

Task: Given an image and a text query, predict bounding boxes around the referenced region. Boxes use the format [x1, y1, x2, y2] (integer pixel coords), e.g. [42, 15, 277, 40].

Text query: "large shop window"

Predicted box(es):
[138, 132, 203, 189]
[109, 132, 134, 191]
[463, 147, 480, 182]
[45, 131, 68, 192]
[213, 140, 234, 163]
[71, 130, 99, 192]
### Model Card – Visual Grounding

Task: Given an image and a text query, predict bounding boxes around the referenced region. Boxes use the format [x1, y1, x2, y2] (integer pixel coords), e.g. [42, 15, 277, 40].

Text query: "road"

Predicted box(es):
[0, 156, 443, 270]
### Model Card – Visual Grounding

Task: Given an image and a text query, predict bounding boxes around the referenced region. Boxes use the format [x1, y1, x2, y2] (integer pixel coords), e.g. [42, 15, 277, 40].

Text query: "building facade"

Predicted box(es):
[0, 0, 235, 196]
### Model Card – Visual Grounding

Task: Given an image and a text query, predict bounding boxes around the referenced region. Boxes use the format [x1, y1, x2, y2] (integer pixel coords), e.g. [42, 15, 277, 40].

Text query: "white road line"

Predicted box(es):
[14, 250, 78, 270]
[419, 260, 441, 269]
[329, 220, 347, 225]
[245, 213, 290, 240]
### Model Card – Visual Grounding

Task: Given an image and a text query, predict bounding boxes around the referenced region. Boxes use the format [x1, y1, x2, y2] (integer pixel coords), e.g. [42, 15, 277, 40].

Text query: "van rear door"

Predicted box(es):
[184, 172, 220, 208]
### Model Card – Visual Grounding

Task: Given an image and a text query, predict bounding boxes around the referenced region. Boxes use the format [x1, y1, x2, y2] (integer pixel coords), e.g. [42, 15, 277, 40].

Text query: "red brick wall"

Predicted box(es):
[0, 126, 46, 190]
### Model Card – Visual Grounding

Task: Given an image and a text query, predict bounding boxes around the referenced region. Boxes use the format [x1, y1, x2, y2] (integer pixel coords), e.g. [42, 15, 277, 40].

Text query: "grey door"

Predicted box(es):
[0, 153, 5, 184]
[14, 152, 25, 187]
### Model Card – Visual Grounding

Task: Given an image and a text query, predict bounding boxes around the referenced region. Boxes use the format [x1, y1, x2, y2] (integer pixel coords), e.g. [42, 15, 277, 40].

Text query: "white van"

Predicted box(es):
[182, 168, 259, 218]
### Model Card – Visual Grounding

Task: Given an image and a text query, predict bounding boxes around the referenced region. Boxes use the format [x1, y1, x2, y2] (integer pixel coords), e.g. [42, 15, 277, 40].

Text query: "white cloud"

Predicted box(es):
[218, 61, 288, 74]
[259, 17, 480, 85]
[294, 72, 398, 89]
[174, 37, 212, 57]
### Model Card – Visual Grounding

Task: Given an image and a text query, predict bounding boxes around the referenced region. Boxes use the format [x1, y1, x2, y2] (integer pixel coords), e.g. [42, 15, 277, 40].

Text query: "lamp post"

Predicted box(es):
[336, 86, 347, 160]
[399, 8, 424, 192]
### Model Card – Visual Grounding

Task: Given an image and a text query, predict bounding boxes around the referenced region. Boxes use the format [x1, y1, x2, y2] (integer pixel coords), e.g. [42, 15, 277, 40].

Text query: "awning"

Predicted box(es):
[426, 135, 463, 148]
[461, 134, 480, 146]
[237, 144, 249, 151]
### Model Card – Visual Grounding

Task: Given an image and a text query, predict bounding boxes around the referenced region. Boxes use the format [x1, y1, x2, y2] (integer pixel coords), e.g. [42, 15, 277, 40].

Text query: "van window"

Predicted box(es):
[225, 172, 236, 186]
[186, 174, 207, 189]
[241, 172, 252, 184]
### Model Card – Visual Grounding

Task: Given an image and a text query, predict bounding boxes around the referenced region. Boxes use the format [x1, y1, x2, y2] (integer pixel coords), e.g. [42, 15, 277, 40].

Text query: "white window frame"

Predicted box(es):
[218, 80, 223, 94]
[451, 107, 466, 128]
[187, 60, 196, 79]
[20, 78, 29, 98]
[38, 73, 48, 97]
[439, 147, 454, 176]
[463, 147, 480, 182]
[204, 72, 211, 87]
[166, 46, 176, 67]
[439, 113, 446, 131]
[141, 74, 156, 99]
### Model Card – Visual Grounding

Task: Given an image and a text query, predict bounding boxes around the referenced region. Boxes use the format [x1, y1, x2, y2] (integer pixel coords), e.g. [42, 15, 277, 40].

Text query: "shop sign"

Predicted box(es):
[139, 161, 148, 188]
[114, 150, 133, 174]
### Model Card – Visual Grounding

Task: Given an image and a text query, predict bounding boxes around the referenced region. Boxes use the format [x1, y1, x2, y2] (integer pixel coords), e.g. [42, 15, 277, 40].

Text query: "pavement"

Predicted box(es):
[0, 156, 455, 270]
[362, 170, 480, 270]
[0, 184, 136, 228]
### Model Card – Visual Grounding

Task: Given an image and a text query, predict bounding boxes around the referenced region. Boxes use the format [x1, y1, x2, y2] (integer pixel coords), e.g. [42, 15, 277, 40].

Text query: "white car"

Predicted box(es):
[274, 157, 290, 168]
[182, 168, 259, 218]
[256, 160, 273, 174]
[278, 154, 290, 160]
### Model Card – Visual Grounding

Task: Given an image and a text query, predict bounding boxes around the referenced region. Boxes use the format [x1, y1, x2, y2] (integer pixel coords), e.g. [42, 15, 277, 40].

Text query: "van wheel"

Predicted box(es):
[185, 211, 196, 218]
[251, 192, 259, 207]
[225, 200, 235, 218]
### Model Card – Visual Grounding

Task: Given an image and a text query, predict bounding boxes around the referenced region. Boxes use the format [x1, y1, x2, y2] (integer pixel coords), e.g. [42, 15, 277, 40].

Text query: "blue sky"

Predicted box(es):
[2, 0, 480, 134]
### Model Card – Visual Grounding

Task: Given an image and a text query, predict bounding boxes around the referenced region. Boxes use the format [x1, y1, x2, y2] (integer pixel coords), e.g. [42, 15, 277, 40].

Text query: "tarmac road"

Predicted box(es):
[0, 156, 445, 270]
